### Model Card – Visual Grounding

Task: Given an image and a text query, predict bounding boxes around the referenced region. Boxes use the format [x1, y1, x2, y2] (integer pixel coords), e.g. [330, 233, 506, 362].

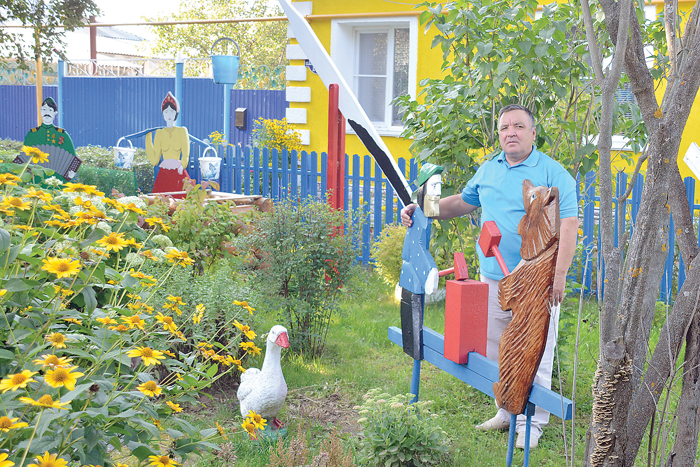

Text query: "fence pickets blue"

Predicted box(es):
[198, 145, 692, 302]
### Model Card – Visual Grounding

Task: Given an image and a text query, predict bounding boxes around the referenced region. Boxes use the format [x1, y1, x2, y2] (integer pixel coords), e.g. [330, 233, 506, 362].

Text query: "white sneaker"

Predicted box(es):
[516, 431, 539, 450]
[474, 416, 510, 431]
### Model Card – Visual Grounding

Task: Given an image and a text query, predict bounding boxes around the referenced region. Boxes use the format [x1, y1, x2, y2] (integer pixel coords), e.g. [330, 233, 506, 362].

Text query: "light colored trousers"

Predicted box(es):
[481, 275, 560, 437]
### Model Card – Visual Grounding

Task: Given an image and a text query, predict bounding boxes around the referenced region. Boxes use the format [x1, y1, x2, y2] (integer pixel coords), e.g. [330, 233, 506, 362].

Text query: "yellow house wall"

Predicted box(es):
[292, 0, 700, 192]
[289, 0, 445, 171]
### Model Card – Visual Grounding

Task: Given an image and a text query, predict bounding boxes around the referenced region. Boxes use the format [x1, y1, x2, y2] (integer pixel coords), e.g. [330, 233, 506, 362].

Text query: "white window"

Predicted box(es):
[331, 17, 418, 136]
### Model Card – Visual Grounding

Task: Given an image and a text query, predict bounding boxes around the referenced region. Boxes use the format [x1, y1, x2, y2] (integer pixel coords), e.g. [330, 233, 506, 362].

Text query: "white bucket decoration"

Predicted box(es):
[113, 137, 136, 169]
[199, 147, 221, 180]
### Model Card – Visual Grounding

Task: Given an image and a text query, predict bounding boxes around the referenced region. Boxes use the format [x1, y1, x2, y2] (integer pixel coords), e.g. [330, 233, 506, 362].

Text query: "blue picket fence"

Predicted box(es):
[578, 171, 699, 302]
[185, 145, 693, 301]
[185, 145, 418, 265]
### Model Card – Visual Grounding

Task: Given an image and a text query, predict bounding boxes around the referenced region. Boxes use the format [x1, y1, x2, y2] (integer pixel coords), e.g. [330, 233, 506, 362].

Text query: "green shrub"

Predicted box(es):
[73, 165, 139, 196]
[356, 389, 451, 467]
[0, 160, 259, 466]
[165, 188, 243, 271]
[242, 197, 364, 357]
[76, 144, 154, 193]
[371, 224, 406, 286]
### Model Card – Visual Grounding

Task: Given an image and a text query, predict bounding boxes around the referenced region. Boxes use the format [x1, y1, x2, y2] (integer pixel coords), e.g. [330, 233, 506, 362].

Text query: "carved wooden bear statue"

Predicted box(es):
[493, 179, 560, 415]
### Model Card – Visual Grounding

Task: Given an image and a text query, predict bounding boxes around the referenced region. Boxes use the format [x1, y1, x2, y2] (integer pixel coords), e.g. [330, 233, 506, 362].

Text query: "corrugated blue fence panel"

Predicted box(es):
[0, 80, 286, 149]
[0, 85, 58, 141]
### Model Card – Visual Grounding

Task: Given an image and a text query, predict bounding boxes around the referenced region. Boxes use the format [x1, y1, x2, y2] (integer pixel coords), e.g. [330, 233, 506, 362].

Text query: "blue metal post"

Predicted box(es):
[506, 414, 517, 466]
[410, 360, 421, 403]
[223, 83, 232, 143]
[57, 60, 64, 128]
[175, 53, 184, 127]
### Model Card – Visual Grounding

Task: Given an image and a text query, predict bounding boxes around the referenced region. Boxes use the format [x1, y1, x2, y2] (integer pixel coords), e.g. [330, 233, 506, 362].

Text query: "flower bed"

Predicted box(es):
[0, 151, 260, 467]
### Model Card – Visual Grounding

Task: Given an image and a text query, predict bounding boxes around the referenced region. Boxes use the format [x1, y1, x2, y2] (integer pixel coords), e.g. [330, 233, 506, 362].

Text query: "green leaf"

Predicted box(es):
[4, 278, 39, 292]
[0, 228, 10, 251]
[206, 364, 218, 378]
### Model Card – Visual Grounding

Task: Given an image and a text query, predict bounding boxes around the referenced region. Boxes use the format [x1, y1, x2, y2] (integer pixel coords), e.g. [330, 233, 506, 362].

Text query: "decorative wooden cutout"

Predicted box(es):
[146, 92, 191, 193]
[493, 179, 560, 415]
[14, 97, 81, 180]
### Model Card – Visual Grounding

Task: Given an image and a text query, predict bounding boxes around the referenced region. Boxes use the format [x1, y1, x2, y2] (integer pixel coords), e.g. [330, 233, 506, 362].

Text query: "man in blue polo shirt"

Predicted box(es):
[401, 104, 579, 449]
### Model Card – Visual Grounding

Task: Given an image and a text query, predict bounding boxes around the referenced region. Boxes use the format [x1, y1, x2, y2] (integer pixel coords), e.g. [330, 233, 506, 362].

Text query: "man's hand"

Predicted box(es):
[401, 204, 417, 228]
[551, 274, 566, 307]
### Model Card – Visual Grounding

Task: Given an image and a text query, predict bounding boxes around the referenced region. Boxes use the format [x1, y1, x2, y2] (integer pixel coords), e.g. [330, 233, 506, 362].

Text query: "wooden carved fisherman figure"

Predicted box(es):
[14, 97, 81, 181]
[494, 179, 560, 415]
[398, 163, 443, 359]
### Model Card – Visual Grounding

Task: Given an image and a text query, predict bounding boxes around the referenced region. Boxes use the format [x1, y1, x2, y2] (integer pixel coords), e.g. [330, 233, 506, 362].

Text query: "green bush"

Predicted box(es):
[76, 144, 154, 193]
[73, 165, 139, 196]
[371, 224, 406, 286]
[242, 197, 364, 357]
[356, 389, 451, 467]
[165, 188, 243, 271]
[0, 160, 259, 466]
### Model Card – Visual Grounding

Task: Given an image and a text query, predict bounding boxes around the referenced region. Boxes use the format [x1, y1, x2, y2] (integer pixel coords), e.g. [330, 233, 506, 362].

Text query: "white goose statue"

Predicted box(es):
[237, 325, 290, 428]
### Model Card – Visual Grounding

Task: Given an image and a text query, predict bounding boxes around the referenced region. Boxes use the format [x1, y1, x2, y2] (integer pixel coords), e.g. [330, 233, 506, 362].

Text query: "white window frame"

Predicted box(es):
[331, 16, 418, 137]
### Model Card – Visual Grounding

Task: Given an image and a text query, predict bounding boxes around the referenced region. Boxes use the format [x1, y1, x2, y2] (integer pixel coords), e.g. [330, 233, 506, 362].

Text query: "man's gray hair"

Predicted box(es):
[498, 104, 536, 129]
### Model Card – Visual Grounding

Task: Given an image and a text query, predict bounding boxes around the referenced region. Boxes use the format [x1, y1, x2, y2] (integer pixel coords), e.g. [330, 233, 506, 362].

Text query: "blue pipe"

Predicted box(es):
[223, 83, 232, 143]
[175, 55, 184, 127]
[57, 60, 64, 128]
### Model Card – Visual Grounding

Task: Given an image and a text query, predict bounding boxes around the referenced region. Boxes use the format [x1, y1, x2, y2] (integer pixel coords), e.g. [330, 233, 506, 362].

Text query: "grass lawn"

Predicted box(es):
[175, 268, 603, 467]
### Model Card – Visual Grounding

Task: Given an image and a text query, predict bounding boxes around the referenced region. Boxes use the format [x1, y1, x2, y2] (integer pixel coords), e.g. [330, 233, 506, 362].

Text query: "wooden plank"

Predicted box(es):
[388, 326, 573, 420]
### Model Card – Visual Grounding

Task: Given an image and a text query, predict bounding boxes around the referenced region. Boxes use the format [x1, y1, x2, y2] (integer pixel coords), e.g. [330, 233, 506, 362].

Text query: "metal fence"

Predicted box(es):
[0, 80, 287, 149]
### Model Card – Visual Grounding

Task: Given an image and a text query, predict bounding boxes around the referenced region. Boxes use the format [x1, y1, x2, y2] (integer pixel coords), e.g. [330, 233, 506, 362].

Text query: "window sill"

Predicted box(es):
[347, 126, 405, 138]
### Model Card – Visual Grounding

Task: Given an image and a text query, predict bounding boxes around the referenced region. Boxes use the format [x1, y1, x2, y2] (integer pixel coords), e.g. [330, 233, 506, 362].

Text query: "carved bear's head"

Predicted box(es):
[518, 179, 560, 260]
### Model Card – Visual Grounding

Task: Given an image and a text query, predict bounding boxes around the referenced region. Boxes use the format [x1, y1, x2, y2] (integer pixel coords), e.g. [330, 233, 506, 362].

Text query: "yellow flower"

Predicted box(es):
[28, 451, 68, 467]
[125, 238, 141, 248]
[233, 320, 256, 340]
[166, 295, 185, 305]
[0, 415, 28, 431]
[19, 394, 70, 410]
[0, 452, 14, 467]
[241, 419, 257, 439]
[63, 318, 82, 325]
[22, 145, 49, 164]
[96, 317, 118, 326]
[123, 202, 146, 215]
[192, 304, 205, 324]
[127, 347, 165, 366]
[166, 401, 182, 412]
[145, 217, 171, 232]
[247, 410, 267, 430]
[0, 369, 38, 392]
[41, 257, 81, 279]
[114, 464, 129, 467]
[165, 250, 194, 267]
[216, 421, 228, 440]
[32, 354, 73, 369]
[63, 182, 103, 197]
[239, 341, 261, 356]
[44, 366, 84, 391]
[45, 332, 67, 349]
[2, 196, 31, 211]
[108, 324, 130, 332]
[137, 381, 162, 397]
[141, 250, 157, 261]
[155, 313, 177, 332]
[234, 300, 255, 315]
[148, 455, 179, 467]
[163, 350, 176, 358]
[24, 187, 52, 202]
[0, 173, 21, 187]
[121, 314, 145, 331]
[96, 232, 128, 252]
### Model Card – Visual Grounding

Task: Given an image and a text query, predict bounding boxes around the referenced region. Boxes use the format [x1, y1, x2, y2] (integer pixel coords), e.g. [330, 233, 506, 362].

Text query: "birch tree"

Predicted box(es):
[581, 0, 700, 464]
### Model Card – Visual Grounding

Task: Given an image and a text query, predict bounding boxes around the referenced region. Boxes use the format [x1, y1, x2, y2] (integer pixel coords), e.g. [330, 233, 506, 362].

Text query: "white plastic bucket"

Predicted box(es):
[199, 147, 221, 180]
[114, 137, 136, 169]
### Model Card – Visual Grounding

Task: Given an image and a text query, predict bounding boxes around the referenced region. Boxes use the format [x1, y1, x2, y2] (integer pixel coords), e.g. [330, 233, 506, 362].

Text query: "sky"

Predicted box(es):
[93, 0, 180, 25]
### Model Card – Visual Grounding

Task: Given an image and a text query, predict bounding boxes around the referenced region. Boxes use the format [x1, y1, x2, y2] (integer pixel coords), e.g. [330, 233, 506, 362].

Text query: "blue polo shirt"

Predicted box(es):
[461, 147, 578, 281]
